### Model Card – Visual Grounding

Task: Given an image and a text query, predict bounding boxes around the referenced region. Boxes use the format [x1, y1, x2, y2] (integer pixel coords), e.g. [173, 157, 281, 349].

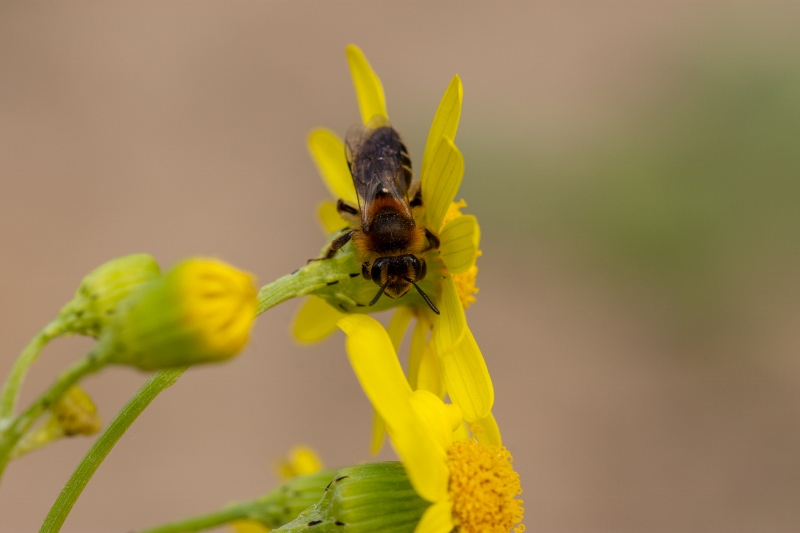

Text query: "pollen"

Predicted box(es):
[442, 199, 468, 226]
[453, 263, 480, 309]
[447, 439, 525, 533]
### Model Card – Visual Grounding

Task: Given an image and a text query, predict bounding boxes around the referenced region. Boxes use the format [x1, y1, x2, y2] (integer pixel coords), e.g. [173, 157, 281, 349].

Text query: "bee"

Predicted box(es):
[319, 118, 440, 314]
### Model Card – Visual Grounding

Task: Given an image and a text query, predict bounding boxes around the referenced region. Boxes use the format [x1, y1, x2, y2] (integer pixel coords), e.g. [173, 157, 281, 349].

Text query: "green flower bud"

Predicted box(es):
[102, 258, 258, 371]
[10, 386, 102, 459]
[58, 254, 161, 338]
[272, 462, 430, 533]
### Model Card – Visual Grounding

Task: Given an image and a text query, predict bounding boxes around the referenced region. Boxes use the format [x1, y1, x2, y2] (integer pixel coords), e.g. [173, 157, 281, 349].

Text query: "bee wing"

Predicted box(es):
[345, 121, 413, 228]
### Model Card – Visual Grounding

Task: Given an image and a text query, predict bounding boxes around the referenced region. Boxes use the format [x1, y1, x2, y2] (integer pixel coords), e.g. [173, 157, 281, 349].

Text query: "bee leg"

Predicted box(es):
[309, 229, 355, 262]
[336, 199, 359, 216]
[421, 228, 440, 252]
[361, 261, 372, 280]
[408, 182, 423, 208]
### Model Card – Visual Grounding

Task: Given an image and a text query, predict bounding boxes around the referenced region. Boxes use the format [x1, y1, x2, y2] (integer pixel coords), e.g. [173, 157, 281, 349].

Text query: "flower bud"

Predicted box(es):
[248, 469, 338, 529]
[10, 386, 102, 459]
[104, 258, 257, 371]
[58, 254, 161, 338]
[272, 462, 429, 533]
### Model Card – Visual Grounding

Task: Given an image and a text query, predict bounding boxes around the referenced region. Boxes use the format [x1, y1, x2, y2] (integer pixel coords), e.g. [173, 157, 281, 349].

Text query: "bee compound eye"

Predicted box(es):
[371, 258, 387, 283]
[417, 257, 427, 281]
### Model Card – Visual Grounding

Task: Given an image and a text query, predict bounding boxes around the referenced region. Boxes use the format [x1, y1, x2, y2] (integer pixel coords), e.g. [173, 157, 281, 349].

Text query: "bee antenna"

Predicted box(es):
[406, 278, 440, 315]
[369, 278, 393, 306]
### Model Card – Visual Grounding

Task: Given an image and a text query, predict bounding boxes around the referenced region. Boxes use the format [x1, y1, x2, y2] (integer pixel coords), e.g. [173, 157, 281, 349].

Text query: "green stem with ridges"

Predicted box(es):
[40, 368, 186, 533]
[257, 256, 355, 316]
[0, 351, 105, 479]
[136, 469, 337, 533]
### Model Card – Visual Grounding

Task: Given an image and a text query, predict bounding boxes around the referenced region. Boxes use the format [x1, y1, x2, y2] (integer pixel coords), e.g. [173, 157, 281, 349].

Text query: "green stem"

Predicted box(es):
[40, 368, 186, 533]
[257, 260, 352, 316]
[0, 320, 66, 426]
[136, 468, 337, 533]
[0, 351, 104, 479]
[136, 501, 260, 533]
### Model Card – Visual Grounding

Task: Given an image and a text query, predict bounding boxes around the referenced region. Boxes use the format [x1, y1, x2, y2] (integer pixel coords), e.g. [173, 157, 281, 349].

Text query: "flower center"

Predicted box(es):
[446, 439, 525, 533]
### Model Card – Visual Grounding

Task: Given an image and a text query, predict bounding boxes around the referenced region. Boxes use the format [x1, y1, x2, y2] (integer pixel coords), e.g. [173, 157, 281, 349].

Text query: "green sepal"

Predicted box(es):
[247, 469, 340, 527]
[57, 253, 161, 338]
[273, 462, 430, 533]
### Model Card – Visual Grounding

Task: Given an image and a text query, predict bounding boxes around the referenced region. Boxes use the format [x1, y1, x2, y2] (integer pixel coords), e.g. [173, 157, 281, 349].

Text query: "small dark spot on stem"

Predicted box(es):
[335, 521, 346, 526]
[325, 481, 332, 491]
[326, 280, 339, 286]
[349, 273, 360, 278]
[355, 303, 365, 307]
[338, 304, 347, 311]
[291, 269, 300, 275]
[335, 475, 349, 482]
[307, 520, 323, 526]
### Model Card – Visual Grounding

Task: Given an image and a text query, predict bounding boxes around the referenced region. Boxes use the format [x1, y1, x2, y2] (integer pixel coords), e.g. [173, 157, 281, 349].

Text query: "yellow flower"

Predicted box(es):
[275, 445, 324, 480]
[339, 316, 524, 533]
[295, 45, 493, 433]
[106, 258, 258, 370]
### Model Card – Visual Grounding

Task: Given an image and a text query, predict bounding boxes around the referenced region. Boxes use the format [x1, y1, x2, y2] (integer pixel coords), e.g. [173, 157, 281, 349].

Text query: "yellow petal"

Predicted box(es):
[317, 201, 348, 235]
[439, 214, 479, 274]
[417, 342, 445, 399]
[472, 411, 502, 447]
[432, 275, 467, 356]
[421, 137, 464, 232]
[345, 44, 388, 124]
[338, 315, 412, 422]
[421, 75, 462, 183]
[452, 421, 471, 442]
[277, 446, 324, 479]
[307, 128, 357, 204]
[231, 520, 271, 533]
[443, 403, 463, 434]
[407, 315, 429, 389]
[370, 408, 386, 455]
[409, 390, 453, 451]
[338, 315, 448, 504]
[388, 306, 414, 354]
[438, 328, 494, 422]
[390, 418, 450, 503]
[414, 500, 454, 533]
[292, 296, 344, 344]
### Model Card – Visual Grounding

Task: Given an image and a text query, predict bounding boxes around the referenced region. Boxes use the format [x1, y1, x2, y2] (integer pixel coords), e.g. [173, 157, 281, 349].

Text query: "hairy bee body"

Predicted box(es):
[319, 121, 440, 313]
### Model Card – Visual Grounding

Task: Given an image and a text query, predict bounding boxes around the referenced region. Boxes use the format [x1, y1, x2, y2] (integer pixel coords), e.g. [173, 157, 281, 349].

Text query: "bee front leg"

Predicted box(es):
[310, 229, 355, 262]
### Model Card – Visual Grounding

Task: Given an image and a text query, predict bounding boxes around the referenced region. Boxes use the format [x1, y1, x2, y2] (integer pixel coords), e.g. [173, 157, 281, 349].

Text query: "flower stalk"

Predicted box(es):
[0, 319, 68, 429]
[40, 368, 186, 533]
[0, 350, 107, 479]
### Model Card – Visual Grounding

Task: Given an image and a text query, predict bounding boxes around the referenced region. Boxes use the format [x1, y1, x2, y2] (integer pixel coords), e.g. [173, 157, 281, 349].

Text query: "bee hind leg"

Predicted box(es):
[421, 228, 440, 252]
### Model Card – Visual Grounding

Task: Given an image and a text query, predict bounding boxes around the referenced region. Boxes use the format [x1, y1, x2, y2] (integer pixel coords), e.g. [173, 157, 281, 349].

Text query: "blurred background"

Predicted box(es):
[1, 2, 799, 531]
